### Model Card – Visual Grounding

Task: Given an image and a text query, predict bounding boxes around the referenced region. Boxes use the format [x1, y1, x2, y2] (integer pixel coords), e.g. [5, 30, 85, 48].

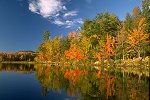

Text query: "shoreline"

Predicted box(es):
[0, 61, 36, 64]
[0, 59, 149, 77]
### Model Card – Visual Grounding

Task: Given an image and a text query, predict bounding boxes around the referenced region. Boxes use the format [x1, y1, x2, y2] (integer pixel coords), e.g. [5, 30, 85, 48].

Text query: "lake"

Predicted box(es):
[0, 63, 149, 100]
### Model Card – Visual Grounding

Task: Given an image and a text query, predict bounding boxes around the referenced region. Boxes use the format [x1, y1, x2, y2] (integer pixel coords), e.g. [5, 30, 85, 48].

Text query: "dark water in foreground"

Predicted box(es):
[0, 63, 149, 100]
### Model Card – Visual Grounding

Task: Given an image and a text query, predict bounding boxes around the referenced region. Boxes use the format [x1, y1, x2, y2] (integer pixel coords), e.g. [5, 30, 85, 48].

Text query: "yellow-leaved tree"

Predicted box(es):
[127, 18, 148, 58]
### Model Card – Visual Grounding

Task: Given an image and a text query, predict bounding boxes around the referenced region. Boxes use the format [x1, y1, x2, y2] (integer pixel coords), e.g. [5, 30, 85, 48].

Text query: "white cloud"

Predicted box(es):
[55, 13, 60, 17]
[53, 19, 65, 26]
[28, 0, 83, 28]
[53, 18, 83, 28]
[64, 11, 78, 18]
[29, 0, 63, 18]
[62, 6, 67, 10]
[29, 2, 38, 13]
[65, 18, 84, 28]
[65, 20, 74, 28]
[75, 18, 84, 24]
[52, 18, 83, 28]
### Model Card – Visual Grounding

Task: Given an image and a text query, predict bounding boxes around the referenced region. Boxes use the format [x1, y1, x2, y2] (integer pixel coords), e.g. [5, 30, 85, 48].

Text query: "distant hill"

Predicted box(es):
[0, 50, 35, 54]
[16, 50, 36, 54]
[0, 50, 36, 61]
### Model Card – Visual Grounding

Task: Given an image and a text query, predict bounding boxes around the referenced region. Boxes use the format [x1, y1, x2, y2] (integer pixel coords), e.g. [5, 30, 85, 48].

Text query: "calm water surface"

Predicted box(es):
[0, 63, 149, 100]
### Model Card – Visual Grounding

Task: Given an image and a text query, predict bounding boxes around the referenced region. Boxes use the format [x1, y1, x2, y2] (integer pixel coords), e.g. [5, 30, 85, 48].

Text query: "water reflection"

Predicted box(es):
[0, 63, 35, 74]
[0, 63, 149, 100]
[35, 64, 149, 100]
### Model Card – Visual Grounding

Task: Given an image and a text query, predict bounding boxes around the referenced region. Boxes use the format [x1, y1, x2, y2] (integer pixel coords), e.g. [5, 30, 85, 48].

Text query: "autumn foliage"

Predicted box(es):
[128, 18, 148, 46]
[68, 32, 77, 40]
[64, 44, 83, 61]
[127, 18, 149, 58]
[36, 4, 149, 64]
[64, 69, 87, 85]
[96, 34, 115, 61]
[96, 71, 115, 98]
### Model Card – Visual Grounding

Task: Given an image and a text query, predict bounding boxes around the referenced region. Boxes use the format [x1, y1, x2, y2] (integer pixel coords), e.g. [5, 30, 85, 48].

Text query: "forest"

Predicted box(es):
[35, 1, 149, 65]
[0, 51, 36, 61]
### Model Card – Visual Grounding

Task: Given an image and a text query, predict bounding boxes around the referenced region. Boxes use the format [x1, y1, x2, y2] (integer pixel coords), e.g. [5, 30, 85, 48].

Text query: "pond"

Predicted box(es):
[0, 63, 149, 100]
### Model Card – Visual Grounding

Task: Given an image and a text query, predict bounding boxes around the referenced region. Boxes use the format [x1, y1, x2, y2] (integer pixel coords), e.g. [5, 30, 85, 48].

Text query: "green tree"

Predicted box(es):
[142, 0, 150, 56]
[132, 6, 142, 28]
[124, 13, 133, 32]
[142, 0, 150, 33]
[115, 23, 128, 60]
[81, 10, 120, 48]
[95, 10, 120, 37]
[43, 31, 50, 41]
[60, 37, 70, 55]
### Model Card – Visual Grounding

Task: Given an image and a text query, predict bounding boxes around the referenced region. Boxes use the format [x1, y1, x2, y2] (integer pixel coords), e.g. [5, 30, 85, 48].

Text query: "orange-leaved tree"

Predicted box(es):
[64, 44, 83, 61]
[64, 69, 87, 85]
[68, 32, 77, 41]
[96, 34, 115, 61]
[127, 18, 148, 58]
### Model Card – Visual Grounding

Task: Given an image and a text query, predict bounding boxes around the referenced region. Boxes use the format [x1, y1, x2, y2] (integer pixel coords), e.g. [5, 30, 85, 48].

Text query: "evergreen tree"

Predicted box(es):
[132, 6, 142, 19]
[43, 31, 50, 41]
[132, 6, 142, 28]
[95, 10, 120, 37]
[142, 0, 150, 56]
[124, 13, 133, 32]
[142, 0, 150, 33]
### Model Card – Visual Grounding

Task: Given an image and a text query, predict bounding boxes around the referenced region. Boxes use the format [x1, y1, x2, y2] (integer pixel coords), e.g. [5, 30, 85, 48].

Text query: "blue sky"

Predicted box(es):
[0, 0, 142, 52]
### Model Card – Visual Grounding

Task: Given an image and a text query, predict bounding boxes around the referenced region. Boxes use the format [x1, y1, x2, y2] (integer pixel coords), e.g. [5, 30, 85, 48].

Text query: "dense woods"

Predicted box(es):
[35, 0, 149, 64]
[0, 51, 36, 62]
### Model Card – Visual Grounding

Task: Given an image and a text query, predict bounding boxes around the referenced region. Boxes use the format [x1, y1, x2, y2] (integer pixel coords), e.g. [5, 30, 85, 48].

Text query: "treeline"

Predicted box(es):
[0, 51, 36, 61]
[35, 0, 149, 63]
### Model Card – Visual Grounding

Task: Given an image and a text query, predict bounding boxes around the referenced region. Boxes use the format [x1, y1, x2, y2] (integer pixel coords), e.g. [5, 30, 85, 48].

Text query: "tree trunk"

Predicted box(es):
[122, 50, 125, 60]
[138, 50, 140, 58]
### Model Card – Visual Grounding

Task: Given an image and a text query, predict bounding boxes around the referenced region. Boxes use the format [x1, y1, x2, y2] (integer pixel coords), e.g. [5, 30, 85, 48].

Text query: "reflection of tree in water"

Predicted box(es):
[76, 69, 116, 100]
[35, 65, 51, 96]
[35, 64, 149, 99]
[0, 63, 35, 74]
[115, 73, 149, 100]
[35, 64, 65, 96]
[41, 86, 49, 96]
